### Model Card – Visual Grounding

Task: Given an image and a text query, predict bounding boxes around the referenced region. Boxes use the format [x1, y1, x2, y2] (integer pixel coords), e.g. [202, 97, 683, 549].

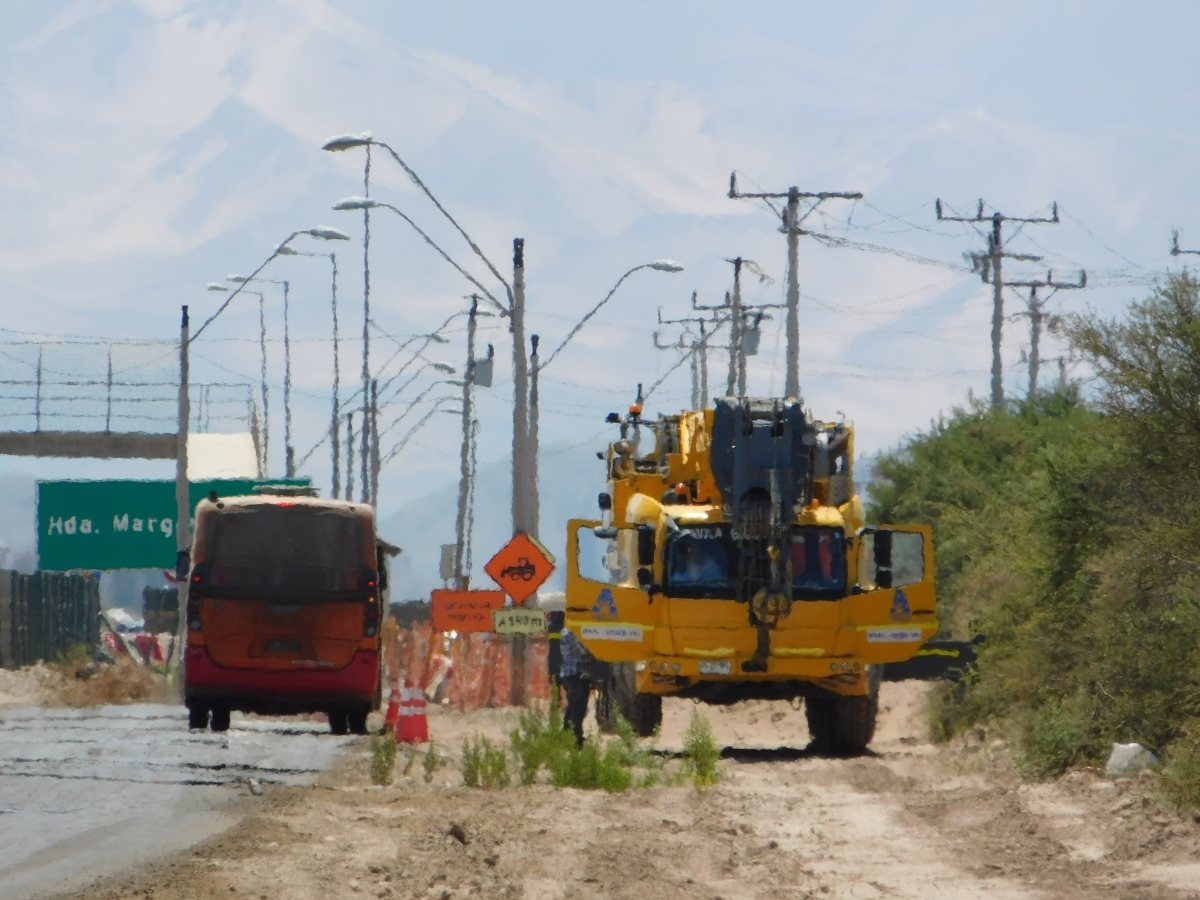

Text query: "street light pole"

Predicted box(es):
[174, 306, 190, 678]
[511, 239, 529, 537]
[454, 297, 480, 589]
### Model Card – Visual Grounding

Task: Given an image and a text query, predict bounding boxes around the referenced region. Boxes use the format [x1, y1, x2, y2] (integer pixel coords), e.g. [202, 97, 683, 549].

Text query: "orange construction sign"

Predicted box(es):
[484, 532, 556, 605]
[431, 589, 505, 633]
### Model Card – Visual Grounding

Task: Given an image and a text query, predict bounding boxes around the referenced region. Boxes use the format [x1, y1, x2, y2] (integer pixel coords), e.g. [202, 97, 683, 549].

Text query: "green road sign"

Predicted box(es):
[37, 479, 312, 571]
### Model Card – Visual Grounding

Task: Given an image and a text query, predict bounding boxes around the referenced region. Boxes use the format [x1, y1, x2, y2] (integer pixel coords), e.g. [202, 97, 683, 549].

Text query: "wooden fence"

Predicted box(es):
[0, 570, 102, 668]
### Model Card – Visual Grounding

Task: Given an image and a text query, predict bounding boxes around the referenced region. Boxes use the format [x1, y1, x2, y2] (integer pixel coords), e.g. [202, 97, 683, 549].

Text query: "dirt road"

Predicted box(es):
[49, 684, 1200, 899]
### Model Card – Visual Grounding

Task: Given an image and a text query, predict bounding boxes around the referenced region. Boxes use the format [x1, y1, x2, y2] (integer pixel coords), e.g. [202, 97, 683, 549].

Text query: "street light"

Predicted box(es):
[207, 283, 267, 473]
[521, 259, 682, 538]
[274, 247, 344, 496]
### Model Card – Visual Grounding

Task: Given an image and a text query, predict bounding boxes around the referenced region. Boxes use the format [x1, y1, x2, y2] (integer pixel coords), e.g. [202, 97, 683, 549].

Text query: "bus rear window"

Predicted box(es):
[208, 508, 364, 597]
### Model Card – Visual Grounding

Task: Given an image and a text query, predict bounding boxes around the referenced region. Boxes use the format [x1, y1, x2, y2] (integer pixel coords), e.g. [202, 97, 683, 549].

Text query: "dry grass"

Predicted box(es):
[1, 658, 175, 708]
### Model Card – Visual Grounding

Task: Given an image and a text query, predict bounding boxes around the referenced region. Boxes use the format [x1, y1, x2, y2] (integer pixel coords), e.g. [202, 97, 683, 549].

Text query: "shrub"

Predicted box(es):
[1018, 698, 1087, 779]
[1160, 723, 1200, 812]
[679, 710, 721, 790]
[461, 736, 507, 789]
[423, 743, 441, 784]
[369, 735, 397, 786]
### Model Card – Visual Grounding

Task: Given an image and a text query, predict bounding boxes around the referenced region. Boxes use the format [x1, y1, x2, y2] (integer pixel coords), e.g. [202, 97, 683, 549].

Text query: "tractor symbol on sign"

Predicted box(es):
[500, 557, 537, 581]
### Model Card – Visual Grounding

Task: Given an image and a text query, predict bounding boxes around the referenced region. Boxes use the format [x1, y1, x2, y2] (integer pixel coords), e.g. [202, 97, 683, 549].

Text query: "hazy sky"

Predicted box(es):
[1, 1, 1197, 527]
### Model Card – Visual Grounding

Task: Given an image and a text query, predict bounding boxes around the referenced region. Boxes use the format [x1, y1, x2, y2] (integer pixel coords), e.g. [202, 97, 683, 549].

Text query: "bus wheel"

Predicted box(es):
[187, 706, 209, 730]
[329, 710, 349, 735]
[348, 709, 368, 735]
[210, 708, 231, 733]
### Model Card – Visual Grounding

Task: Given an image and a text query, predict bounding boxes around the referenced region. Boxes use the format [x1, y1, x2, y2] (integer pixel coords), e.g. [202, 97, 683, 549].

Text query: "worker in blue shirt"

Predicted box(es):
[559, 626, 592, 746]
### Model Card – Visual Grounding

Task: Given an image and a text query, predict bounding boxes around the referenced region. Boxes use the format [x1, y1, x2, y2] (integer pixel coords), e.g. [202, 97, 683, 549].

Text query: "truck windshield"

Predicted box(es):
[790, 526, 846, 599]
[665, 526, 735, 598]
[207, 507, 364, 598]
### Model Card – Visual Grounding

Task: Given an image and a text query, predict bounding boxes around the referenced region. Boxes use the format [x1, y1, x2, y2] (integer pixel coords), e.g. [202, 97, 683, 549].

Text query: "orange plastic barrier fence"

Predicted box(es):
[383, 618, 550, 710]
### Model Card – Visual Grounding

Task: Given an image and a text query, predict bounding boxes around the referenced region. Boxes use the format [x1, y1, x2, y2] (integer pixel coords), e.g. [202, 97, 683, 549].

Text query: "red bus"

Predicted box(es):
[183, 492, 390, 734]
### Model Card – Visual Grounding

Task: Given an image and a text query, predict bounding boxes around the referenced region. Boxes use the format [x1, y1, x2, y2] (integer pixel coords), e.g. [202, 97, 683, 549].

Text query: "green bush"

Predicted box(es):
[461, 736, 482, 788]
[422, 743, 441, 784]
[679, 710, 721, 790]
[461, 736, 508, 789]
[369, 735, 397, 786]
[1018, 698, 1087, 779]
[1160, 723, 1200, 812]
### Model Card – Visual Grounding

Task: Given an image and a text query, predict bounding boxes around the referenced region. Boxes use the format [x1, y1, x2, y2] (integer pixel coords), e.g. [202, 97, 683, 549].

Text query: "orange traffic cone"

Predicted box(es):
[395, 680, 430, 744]
[383, 679, 401, 736]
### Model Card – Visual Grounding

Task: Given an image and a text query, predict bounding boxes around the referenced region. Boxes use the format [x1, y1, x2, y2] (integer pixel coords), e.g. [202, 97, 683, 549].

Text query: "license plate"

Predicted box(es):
[699, 659, 732, 676]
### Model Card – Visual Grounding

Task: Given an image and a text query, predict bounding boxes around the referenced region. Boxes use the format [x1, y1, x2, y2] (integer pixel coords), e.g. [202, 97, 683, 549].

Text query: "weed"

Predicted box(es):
[369, 735, 396, 786]
[1018, 698, 1086, 779]
[422, 743, 441, 784]
[510, 704, 575, 786]
[680, 710, 721, 791]
[461, 736, 482, 788]
[402, 750, 416, 778]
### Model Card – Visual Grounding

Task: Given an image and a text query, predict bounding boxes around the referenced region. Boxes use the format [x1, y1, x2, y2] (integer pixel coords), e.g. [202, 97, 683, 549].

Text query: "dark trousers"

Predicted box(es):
[561, 675, 589, 746]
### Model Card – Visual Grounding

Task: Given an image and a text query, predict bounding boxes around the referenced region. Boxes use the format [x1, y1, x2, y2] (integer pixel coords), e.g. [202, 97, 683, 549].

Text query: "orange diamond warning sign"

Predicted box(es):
[484, 532, 556, 605]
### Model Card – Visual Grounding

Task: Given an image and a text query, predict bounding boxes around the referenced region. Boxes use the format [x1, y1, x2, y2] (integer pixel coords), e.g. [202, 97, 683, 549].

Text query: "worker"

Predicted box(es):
[559, 625, 592, 746]
[674, 539, 723, 584]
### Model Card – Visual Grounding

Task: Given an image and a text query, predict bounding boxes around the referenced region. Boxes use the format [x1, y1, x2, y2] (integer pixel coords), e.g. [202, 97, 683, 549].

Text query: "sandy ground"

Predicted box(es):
[39, 682, 1200, 900]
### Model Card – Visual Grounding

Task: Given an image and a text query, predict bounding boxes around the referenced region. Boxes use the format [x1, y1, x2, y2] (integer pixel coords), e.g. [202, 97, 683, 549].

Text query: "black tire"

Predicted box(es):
[833, 693, 878, 752]
[804, 696, 836, 750]
[187, 706, 209, 730]
[603, 662, 663, 737]
[210, 708, 231, 733]
[347, 709, 369, 735]
[329, 710, 349, 735]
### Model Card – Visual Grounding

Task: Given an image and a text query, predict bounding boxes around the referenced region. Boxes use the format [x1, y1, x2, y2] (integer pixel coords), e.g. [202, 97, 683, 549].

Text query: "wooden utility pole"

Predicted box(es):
[510, 238, 529, 538]
[1008, 271, 1086, 398]
[729, 174, 861, 400]
[657, 305, 726, 410]
[936, 199, 1060, 409]
[174, 306, 190, 678]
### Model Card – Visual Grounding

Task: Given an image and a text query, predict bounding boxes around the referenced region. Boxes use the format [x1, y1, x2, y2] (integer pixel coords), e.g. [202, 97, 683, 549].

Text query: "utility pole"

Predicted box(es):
[360, 147, 372, 504]
[1007, 270, 1086, 398]
[454, 297, 480, 590]
[344, 411, 355, 501]
[528, 334, 540, 540]
[936, 198, 1059, 409]
[1172, 229, 1200, 258]
[257, 292, 268, 476]
[283, 280, 294, 478]
[510, 238, 529, 537]
[729, 174, 861, 400]
[174, 306, 190, 677]
[370, 379, 380, 506]
[726, 258, 742, 396]
[330, 253, 341, 499]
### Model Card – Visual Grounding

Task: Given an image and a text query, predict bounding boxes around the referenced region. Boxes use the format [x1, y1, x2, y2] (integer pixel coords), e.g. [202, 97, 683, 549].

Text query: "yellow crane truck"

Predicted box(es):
[565, 395, 937, 752]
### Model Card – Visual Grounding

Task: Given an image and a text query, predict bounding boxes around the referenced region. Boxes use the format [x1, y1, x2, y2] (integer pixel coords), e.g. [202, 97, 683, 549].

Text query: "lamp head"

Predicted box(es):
[305, 226, 351, 241]
[649, 260, 684, 273]
[275, 246, 298, 256]
[227, 275, 249, 284]
[432, 363, 456, 374]
[206, 282, 229, 292]
[333, 196, 378, 212]
[321, 133, 373, 152]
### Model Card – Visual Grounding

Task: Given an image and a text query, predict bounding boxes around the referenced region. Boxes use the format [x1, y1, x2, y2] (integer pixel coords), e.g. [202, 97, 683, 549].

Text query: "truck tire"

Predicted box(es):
[210, 708, 231, 733]
[187, 705, 209, 730]
[833, 693, 878, 752]
[348, 709, 369, 735]
[329, 710, 349, 735]
[601, 661, 663, 737]
[804, 696, 836, 750]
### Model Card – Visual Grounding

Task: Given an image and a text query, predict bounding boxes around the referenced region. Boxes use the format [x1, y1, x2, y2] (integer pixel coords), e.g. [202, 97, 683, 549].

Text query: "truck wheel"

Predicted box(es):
[187, 706, 209, 730]
[329, 710, 349, 735]
[605, 662, 663, 737]
[348, 709, 369, 735]
[629, 693, 663, 738]
[804, 696, 836, 750]
[833, 693, 878, 752]
[210, 708, 231, 733]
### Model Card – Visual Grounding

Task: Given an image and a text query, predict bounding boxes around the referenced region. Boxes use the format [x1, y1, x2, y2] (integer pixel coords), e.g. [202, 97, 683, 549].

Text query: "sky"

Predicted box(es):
[1, 1, 1199, 585]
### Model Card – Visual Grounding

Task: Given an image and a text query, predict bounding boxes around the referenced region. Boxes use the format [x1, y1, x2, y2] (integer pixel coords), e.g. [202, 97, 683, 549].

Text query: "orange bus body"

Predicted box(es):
[183, 495, 383, 733]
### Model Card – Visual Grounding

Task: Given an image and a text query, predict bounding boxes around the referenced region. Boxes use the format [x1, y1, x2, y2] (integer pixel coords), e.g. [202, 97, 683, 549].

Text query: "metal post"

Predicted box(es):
[734, 261, 748, 396]
[370, 379, 380, 507]
[528, 335, 540, 539]
[726, 258, 742, 396]
[511, 238, 529, 536]
[284, 280, 294, 478]
[330, 253, 341, 498]
[990, 213, 1005, 410]
[174, 306, 191, 677]
[258, 291, 269, 477]
[35, 347, 42, 431]
[1028, 286, 1042, 399]
[690, 332, 701, 411]
[699, 319, 709, 408]
[345, 411, 355, 501]
[361, 147, 372, 504]
[784, 187, 801, 400]
[1058, 356, 1068, 390]
[454, 297, 479, 589]
[105, 346, 113, 433]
